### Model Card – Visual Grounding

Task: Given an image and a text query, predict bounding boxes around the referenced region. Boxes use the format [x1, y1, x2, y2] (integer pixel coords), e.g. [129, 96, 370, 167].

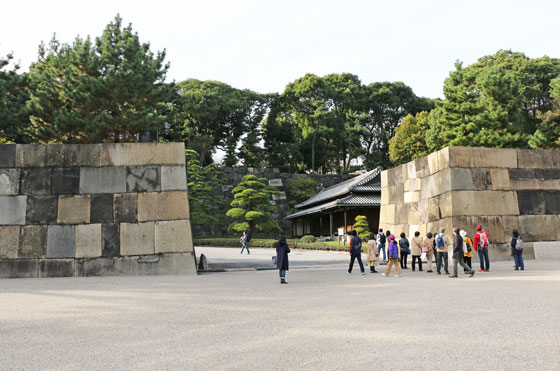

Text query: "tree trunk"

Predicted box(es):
[311, 130, 317, 173]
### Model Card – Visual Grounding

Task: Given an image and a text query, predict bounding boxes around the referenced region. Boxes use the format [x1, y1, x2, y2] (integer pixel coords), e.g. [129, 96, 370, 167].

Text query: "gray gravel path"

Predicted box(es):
[1, 257, 559, 370]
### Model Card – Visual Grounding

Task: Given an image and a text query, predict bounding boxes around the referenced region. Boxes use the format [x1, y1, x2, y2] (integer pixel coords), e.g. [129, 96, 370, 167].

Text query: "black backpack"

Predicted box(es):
[379, 234, 386, 244]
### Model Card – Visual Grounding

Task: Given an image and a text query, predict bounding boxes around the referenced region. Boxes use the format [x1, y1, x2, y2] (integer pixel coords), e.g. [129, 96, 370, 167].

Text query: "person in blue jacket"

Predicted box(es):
[382, 234, 402, 277]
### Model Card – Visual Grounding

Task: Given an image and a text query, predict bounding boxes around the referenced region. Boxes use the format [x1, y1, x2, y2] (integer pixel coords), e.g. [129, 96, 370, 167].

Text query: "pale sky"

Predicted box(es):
[2, 0, 559, 99]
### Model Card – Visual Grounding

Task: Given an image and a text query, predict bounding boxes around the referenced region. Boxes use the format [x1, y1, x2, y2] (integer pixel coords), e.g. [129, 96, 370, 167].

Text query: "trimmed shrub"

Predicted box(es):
[300, 235, 317, 243]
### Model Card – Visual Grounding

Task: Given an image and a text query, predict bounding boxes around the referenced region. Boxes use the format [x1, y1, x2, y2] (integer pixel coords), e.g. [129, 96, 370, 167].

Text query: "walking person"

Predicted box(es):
[510, 229, 525, 271]
[240, 231, 250, 254]
[274, 236, 290, 284]
[410, 231, 423, 272]
[367, 232, 379, 273]
[474, 225, 490, 272]
[347, 230, 365, 275]
[423, 232, 435, 272]
[399, 232, 410, 269]
[382, 234, 402, 277]
[450, 227, 475, 278]
[460, 230, 473, 273]
[435, 227, 451, 275]
[377, 228, 387, 262]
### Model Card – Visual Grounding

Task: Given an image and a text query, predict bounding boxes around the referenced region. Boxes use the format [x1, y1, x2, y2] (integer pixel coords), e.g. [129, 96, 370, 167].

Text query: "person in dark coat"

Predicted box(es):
[346, 230, 365, 275]
[275, 236, 290, 284]
[450, 227, 475, 278]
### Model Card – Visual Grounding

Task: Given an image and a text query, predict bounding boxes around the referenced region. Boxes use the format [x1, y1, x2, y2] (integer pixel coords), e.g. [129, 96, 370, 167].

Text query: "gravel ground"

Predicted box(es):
[1, 254, 559, 371]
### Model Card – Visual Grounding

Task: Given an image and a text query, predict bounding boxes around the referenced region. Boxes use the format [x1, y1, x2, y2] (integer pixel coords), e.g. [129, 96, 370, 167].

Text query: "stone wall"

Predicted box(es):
[193, 167, 352, 236]
[379, 146, 560, 261]
[0, 143, 196, 278]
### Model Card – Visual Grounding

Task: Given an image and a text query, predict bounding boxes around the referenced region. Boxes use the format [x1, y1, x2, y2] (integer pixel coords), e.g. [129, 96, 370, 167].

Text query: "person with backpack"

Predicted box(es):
[423, 232, 435, 273]
[435, 227, 451, 275]
[450, 227, 475, 278]
[460, 230, 474, 273]
[274, 236, 290, 284]
[377, 228, 387, 262]
[382, 234, 402, 277]
[410, 231, 423, 272]
[346, 230, 365, 275]
[398, 232, 410, 269]
[510, 229, 525, 271]
[473, 225, 490, 272]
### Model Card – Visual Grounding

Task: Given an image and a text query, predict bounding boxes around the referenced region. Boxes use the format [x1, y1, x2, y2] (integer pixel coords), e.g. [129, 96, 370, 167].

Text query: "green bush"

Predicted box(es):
[300, 235, 317, 243]
[193, 236, 360, 252]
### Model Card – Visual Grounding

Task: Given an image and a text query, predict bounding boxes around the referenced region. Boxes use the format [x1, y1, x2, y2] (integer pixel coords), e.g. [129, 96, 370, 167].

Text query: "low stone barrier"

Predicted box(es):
[0, 143, 196, 278]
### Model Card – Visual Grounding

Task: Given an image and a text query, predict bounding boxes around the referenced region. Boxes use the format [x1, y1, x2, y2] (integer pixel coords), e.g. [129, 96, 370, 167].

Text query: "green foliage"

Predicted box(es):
[300, 235, 317, 243]
[286, 176, 318, 208]
[353, 215, 370, 241]
[226, 175, 281, 241]
[193, 237, 355, 251]
[389, 112, 430, 165]
[185, 149, 225, 229]
[26, 15, 171, 143]
[0, 53, 30, 143]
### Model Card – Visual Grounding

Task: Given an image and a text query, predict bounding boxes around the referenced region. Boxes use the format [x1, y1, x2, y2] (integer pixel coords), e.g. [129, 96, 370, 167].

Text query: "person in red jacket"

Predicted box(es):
[473, 225, 490, 272]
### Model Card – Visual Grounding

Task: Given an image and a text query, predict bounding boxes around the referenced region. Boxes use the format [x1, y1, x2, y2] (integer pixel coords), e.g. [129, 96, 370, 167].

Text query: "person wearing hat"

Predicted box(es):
[450, 227, 475, 278]
[382, 234, 402, 277]
[473, 225, 490, 272]
[460, 230, 474, 273]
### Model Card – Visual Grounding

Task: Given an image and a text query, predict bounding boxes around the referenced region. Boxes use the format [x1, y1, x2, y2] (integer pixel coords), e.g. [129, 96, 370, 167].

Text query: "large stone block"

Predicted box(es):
[126, 166, 160, 192]
[268, 178, 283, 187]
[395, 203, 411, 225]
[0, 226, 20, 259]
[508, 168, 535, 179]
[503, 215, 560, 242]
[39, 259, 75, 278]
[406, 161, 416, 179]
[20, 168, 52, 195]
[90, 194, 114, 223]
[57, 195, 90, 224]
[0, 169, 19, 195]
[427, 151, 439, 175]
[438, 147, 450, 170]
[46, 225, 75, 258]
[75, 252, 197, 277]
[161, 166, 188, 191]
[420, 168, 473, 199]
[15, 144, 47, 167]
[403, 191, 420, 204]
[46, 144, 101, 167]
[427, 195, 443, 222]
[510, 178, 560, 190]
[120, 222, 155, 255]
[380, 170, 389, 188]
[26, 196, 58, 224]
[155, 220, 193, 253]
[417, 199, 429, 224]
[472, 169, 492, 191]
[102, 223, 120, 258]
[99, 143, 185, 166]
[114, 193, 138, 223]
[138, 191, 189, 222]
[19, 225, 47, 258]
[0, 144, 16, 168]
[414, 156, 430, 178]
[75, 224, 102, 258]
[517, 149, 555, 169]
[0, 259, 38, 278]
[80, 167, 127, 194]
[517, 190, 560, 215]
[0, 196, 27, 225]
[533, 241, 560, 260]
[490, 168, 511, 190]
[450, 191, 519, 217]
[534, 168, 560, 179]
[380, 204, 396, 225]
[451, 215, 505, 244]
[51, 167, 80, 195]
[448, 147, 517, 168]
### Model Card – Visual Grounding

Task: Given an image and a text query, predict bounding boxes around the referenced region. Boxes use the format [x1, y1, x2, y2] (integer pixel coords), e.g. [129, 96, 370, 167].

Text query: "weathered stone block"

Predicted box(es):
[114, 193, 138, 223]
[503, 215, 560, 243]
[58, 195, 90, 224]
[451, 215, 505, 244]
[380, 170, 389, 188]
[533, 241, 560, 260]
[268, 178, 283, 187]
[46, 144, 101, 167]
[126, 166, 160, 192]
[449, 147, 517, 168]
[75, 224, 102, 258]
[438, 147, 450, 171]
[403, 191, 420, 204]
[90, 194, 114, 223]
[395, 203, 410, 224]
[79, 167, 127, 194]
[510, 178, 560, 190]
[508, 168, 535, 179]
[120, 222, 155, 255]
[46, 225, 75, 258]
[534, 168, 560, 179]
[380, 204, 396, 225]
[20, 168, 52, 195]
[490, 168, 510, 190]
[0, 169, 19, 195]
[408, 210, 420, 225]
[414, 156, 430, 178]
[406, 161, 416, 179]
[15, 144, 46, 167]
[39, 259, 75, 278]
[0, 259, 38, 278]
[155, 220, 193, 253]
[102, 223, 120, 258]
[0, 226, 20, 259]
[472, 169, 492, 191]
[221, 185, 233, 193]
[0, 196, 27, 225]
[427, 151, 439, 175]
[421, 168, 473, 199]
[26, 196, 58, 224]
[0, 144, 16, 168]
[427, 195, 442, 222]
[450, 191, 519, 217]
[99, 143, 185, 166]
[517, 149, 554, 169]
[161, 166, 187, 191]
[272, 192, 287, 201]
[517, 190, 560, 215]
[19, 225, 47, 258]
[138, 191, 189, 222]
[51, 167, 80, 195]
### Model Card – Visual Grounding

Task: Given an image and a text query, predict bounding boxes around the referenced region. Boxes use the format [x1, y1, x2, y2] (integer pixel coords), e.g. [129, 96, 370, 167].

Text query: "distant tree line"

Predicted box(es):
[2, 16, 559, 171]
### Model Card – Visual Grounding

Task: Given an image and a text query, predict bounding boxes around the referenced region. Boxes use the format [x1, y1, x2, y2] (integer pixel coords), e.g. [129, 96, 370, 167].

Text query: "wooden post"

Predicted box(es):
[319, 215, 323, 237]
[330, 213, 333, 240]
[344, 210, 347, 233]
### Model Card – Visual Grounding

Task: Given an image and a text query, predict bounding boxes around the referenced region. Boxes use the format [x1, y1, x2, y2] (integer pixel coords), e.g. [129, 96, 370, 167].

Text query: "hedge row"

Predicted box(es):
[193, 237, 365, 252]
